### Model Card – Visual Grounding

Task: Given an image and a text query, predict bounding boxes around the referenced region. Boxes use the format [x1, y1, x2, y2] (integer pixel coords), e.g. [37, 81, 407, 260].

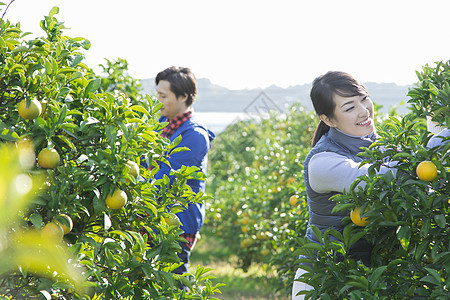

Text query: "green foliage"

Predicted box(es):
[206, 104, 316, 292]
[407, 60, 450, 127]
[208, 61, 449, 299]
[296, 65, 449, 299]
[0, 143, 85, 295]
[97, 58, 142, 102]
[0, 6, 221, 299]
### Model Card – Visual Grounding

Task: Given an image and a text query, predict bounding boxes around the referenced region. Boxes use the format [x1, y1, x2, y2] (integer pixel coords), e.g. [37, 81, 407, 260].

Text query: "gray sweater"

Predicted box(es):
[427, 128, 449, 148]
[304, 127, 393, 243]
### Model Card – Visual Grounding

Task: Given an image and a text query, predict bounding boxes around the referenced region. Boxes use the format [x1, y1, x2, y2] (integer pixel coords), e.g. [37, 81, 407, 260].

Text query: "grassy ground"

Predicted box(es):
[189, 233, 290, 300]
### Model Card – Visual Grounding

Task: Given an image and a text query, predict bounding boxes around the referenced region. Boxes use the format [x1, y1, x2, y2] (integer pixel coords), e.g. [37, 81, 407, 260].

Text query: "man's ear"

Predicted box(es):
[177, 94, 188, 105]
[319, 114, 334, 127]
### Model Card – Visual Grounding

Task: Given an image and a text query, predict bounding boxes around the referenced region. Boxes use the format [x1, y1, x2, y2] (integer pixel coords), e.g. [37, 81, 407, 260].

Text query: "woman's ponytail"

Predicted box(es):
[311, 120, 330, 146]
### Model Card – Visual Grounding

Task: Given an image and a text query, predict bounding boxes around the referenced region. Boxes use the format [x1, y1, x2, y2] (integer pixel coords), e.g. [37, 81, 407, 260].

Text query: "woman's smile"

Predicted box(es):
[357, 117, 372, 127]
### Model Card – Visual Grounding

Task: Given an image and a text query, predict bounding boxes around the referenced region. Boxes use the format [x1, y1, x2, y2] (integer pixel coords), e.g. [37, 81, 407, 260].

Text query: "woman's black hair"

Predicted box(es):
[310, 71, 369, 146]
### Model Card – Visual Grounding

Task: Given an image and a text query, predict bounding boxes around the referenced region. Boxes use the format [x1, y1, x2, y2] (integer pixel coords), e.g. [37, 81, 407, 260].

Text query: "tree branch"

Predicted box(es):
[1, 0, 16, 21]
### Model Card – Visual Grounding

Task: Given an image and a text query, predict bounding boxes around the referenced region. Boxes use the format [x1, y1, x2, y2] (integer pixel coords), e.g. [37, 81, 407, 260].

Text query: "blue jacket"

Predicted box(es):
[155, 116, 215, 234]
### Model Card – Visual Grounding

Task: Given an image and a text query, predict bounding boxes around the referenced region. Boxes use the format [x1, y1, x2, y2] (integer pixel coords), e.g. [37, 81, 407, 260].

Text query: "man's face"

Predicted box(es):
[156, 80, 187, 120]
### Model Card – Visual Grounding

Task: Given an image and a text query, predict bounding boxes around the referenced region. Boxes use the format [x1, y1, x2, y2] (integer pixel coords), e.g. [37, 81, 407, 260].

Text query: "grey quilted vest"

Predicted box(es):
[304, 127, 376, 243]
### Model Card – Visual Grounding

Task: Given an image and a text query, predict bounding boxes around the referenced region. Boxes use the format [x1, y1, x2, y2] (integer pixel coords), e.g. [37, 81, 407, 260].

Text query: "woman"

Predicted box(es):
[292, 71, 395, 299]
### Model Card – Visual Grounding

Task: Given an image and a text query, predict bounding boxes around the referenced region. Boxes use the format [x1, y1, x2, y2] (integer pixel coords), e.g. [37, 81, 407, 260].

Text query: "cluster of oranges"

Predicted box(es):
[350, 160, 439, 227]
[41, 214, 73, 241]
[18, 99, 141, 241]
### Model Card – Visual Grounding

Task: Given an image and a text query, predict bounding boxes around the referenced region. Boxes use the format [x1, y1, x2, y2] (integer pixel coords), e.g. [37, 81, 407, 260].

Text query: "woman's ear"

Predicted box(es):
[319, 114, 334, 127]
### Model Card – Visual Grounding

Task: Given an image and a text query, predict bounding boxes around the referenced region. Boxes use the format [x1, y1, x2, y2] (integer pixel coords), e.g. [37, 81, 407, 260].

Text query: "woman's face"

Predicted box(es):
[321, 93, 375, 136]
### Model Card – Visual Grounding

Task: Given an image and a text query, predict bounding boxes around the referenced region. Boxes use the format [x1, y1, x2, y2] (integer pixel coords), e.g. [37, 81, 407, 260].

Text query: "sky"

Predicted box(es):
[3, 0, 450, 90]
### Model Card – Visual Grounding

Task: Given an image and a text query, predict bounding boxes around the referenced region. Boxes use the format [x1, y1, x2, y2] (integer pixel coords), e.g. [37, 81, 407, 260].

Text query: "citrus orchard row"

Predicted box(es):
[0, 8, 221, 298]
[205, 61, 449, 298]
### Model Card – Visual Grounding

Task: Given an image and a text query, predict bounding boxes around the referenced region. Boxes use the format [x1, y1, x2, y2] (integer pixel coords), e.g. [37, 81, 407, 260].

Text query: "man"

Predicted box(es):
[153, 66, 215, 275]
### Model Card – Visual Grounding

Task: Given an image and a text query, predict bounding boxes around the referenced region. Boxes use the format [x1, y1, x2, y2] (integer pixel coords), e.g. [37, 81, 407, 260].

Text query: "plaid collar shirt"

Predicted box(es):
[161, 111, 192, 139]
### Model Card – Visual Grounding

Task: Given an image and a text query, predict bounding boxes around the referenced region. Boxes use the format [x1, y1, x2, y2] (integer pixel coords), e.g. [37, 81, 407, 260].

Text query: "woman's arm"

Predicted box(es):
[308, 152, 393, 193]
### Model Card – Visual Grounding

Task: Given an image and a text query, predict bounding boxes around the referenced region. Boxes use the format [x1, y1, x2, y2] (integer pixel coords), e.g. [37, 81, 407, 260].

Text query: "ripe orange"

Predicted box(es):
[54, 214, 73, 235]
[261, 249, 270, 256]
[37, 148, 60, 169]
[416, 161, 437, 181]
[124, 160, 139, 183]
[256, 232, 270, 240]
[105, 188, 127, 209]
[18, 99, 42, 120]
[240, 238, 254, 248]
[286, 177, 295, 184]
[41, 222, 64, 241]
[16, 139, 36, 169]
[350, 207, 369, 226]
[289, 195, 300, 206]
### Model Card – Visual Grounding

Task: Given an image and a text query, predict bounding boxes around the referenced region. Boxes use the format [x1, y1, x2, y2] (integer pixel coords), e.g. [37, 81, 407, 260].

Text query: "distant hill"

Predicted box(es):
[140, 78, 412, 115]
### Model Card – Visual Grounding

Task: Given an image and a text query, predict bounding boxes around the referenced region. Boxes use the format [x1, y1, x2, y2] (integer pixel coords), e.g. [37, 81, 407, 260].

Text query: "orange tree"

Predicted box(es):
[0, 6, 221, 299]
[0, 143, 86, 294]
[296, 61, 449, 299]
[205, 105, 315, 283]
[206, 100, 393, 294]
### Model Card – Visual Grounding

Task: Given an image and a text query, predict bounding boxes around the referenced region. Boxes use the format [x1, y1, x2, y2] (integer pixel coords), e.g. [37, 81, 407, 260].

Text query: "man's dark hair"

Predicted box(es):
[155, 66, 197, 107]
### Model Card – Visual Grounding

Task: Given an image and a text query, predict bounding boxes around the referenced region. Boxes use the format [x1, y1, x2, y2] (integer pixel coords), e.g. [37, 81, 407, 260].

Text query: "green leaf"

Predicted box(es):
[11, 64, 26, 73]
[428, 83, 439, 95]
[326, 229, 343, 242]
[332, 203, 353, 214]
[392, 152, 413, 159]
[152, 102, 163, 114]
[422, 268, 443, 286]
[130, 105, 150, 116]
[370, 266, 387, 287]
[311, 225, 323, 242]
[29, 213, 43, 227]
[92, 98, 109, 112]
[48, 6, 59, 17]
[84, 79, 101, 97]
[434, 214, 446, 228]
[348, 277, 368, 290]
[127, 231, 145, 252]
[105, 249, 114, 268]
[56, 134, 75, 150]
[160, 271, 175, 289]
[348, 231, 366, 248]
[0, 128, 19, 141]
[169, 146, 190, 155]
[396, 225, 411, 251]
[109, 230, 133, 245]
[178, 274, 193, 289]
[414, 240, 429, 261]
[301, 242, 323, 252]
[11, 46, 28, 54]
[126, 118, 144, 124]
[343, 225, 352, 246]
[69, 71, 83, 82]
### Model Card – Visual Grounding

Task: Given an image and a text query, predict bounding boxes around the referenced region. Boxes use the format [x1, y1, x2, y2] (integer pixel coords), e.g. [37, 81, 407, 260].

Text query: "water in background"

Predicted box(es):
[194, 112, 250, 134]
